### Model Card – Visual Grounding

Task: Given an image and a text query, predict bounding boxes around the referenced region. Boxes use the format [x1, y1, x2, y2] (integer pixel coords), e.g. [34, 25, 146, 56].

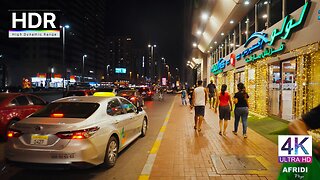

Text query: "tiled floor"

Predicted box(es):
[149, 97, 280, 180]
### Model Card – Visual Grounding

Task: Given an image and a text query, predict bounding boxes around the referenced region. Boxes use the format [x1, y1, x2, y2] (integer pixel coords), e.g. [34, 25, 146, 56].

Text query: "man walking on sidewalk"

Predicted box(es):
[207, 80, 217, 109]
[192, 80, 208, 132]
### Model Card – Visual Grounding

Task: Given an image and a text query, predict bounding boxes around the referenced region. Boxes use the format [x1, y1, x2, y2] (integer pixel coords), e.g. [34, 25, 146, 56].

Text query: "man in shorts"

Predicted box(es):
[192, 80, 208, 132]
[207, 80, 216, 109]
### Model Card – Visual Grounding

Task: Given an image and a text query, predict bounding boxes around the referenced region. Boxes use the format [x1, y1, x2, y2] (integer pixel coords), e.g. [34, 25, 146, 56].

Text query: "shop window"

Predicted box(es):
[257, 0, 268, 31]
[241, 17, 247, 43]
[286, 0, 305, 15]
[247, 7, 255, 37]
[270, 0, 282, 26]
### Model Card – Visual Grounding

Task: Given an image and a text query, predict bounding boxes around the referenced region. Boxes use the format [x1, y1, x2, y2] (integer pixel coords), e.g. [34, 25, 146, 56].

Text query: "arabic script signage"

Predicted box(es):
[211, 1, 310, 75]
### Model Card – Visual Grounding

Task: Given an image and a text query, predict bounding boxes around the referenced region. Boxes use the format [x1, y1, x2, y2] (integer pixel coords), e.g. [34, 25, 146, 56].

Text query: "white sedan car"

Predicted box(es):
[5, 96, 148, 168]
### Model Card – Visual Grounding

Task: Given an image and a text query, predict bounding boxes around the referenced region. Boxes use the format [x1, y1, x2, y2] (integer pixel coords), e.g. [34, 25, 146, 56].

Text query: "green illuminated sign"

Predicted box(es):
[211, 1, 311, 75]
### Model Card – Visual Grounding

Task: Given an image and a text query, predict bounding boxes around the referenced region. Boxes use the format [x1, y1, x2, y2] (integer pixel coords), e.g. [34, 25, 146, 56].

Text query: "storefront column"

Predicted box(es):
[282, 0, 286, 18]
[255, 4, 258, 32]
[239, 22, 242, 45]
[246, 16, 249, 40]
[228, 34, 231, 53]
[233, 29, 236, 52]
[225, 39, 228, 57]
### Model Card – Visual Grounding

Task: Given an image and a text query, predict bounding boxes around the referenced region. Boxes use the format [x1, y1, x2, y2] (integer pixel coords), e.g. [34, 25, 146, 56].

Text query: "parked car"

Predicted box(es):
[0, 93, 46, 139]
[63, 90, 94, 97]
[6, 96, 148, 169]
[138, 87, 153, 100]
[118, 90, 144, 107]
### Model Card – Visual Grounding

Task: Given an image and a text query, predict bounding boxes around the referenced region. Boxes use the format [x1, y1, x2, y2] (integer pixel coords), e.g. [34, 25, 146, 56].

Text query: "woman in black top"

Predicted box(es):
[233, 83, 249, 138]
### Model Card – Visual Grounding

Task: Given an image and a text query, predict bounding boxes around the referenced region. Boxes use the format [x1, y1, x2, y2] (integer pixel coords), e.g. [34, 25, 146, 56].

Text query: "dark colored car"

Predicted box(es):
[63, 90, 94, 97]
[118, 90, 144, 107]
[138, 87, 153, 100]
[0, 93, 46, 139]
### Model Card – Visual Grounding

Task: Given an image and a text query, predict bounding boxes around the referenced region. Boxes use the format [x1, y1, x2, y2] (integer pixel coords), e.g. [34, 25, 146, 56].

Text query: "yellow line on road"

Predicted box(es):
[139, 95, 176, 180]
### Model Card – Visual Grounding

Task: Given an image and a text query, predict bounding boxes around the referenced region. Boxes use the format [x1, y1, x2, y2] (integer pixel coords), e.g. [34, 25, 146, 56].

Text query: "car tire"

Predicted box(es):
[102, 136, 118, 168]
[140, 117, 147, 137]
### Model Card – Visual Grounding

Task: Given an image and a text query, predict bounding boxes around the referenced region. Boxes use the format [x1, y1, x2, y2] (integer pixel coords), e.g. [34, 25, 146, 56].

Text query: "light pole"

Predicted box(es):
[60, 25, 70, 89]
[82, 54, 87, 82]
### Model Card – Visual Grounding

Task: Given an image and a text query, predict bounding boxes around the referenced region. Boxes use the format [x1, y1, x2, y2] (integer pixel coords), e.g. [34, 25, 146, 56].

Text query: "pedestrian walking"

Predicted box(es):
[207, 80, 217, 109]
[233, 83, 249, 138]
[192, 80, 208, 132]
[215, 84, 232, 136]
[181, 88, 187, 105]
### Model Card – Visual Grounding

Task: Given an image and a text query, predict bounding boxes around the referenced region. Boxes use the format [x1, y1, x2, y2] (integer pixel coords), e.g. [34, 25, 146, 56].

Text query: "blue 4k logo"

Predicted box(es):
[278, 135, 312, 164]
[281, 137, 309, 155]
[318, 10, 320, 20]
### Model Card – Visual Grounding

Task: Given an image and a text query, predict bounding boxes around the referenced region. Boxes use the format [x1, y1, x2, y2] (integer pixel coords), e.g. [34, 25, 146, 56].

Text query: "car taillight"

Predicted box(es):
[56, 126, 100, 139]
[147, 91, 152, 95]
[51, 113, 64, 118]
[130, 96, 136, 101]
[7, 129, 22, 138]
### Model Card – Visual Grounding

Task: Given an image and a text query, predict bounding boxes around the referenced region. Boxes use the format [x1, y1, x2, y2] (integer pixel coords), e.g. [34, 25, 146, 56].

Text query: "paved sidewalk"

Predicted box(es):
[148, 96, 280, 180]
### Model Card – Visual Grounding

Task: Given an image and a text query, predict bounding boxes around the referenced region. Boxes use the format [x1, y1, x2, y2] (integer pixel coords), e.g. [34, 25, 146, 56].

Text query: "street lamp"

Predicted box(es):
[106, 65, 110, 76]
[60, 24, 70, 89]
[82, 54, 87, 82]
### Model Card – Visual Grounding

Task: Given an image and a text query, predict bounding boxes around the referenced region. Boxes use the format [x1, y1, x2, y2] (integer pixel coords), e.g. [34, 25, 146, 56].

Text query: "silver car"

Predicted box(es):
[5, 96, 148, 168]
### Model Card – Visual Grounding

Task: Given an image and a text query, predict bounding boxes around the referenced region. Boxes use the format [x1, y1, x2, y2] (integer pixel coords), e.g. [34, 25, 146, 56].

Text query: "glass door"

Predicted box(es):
[281, 60, 296, 120]
[269, 63, 281, 116]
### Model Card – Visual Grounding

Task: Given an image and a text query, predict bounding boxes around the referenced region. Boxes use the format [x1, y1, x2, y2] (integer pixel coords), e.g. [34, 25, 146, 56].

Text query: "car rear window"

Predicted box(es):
[119, 91, 134, 96]
[31, 102, 100, 118]
[65, 91, 85, 97]
[96, 88, 114, 92]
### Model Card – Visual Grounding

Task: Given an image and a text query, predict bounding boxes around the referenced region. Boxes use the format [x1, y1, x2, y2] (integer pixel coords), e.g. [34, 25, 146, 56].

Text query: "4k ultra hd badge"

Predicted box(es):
[278, 135, 312, 164]
[8, 10, 60, 38]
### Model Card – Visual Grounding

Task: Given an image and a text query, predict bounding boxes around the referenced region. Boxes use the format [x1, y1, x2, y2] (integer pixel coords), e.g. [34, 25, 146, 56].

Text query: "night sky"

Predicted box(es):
[105, 0, 185, 69]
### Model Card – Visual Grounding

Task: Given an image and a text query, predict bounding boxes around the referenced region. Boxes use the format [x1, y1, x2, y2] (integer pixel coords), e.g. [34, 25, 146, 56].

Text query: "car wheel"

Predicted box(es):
[103, 136, 118, 168]
[140, 117, 147, 137]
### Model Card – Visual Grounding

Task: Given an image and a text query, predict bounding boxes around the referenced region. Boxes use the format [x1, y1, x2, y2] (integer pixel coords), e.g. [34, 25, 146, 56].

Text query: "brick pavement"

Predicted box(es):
[148, 96, 280, 180]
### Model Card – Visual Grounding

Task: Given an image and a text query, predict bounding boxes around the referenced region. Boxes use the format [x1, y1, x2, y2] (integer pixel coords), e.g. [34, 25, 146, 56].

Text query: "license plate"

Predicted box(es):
[31, 135, 48, 145]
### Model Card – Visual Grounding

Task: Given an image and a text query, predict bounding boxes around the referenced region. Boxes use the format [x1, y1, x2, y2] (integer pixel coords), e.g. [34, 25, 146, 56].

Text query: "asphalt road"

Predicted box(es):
[0, 94, 176, 180]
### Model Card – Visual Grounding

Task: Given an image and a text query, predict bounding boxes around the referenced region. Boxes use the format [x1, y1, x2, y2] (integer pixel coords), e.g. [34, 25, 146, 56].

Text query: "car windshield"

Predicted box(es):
[139, 88, 149, 92]
[31, 102, 100, 118]
[119, 91, 134, 96]
[96, 88, 114, 92]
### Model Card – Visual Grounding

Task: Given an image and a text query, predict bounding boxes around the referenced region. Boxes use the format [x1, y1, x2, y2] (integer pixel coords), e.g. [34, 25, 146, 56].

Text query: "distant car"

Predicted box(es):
[118, 90, 144, 107]
[0, 93, 46, 139]
[64, 90, 94, 97]
[6, 96, 148, 169]
[93, 88, 117, 97]
[138, 87, 153, 100]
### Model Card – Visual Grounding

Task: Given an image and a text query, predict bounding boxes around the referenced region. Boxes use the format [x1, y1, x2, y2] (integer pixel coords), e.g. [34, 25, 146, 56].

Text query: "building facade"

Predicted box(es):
[191, 0, 319, 121]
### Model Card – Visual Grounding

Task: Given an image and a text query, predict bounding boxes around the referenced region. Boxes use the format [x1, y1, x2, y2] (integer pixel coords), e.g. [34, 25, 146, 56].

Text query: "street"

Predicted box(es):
[0, 94, 176, 180]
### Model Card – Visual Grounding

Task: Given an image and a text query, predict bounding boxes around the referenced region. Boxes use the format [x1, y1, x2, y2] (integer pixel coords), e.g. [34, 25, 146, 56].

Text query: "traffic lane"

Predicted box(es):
[0, 94, 176, 180]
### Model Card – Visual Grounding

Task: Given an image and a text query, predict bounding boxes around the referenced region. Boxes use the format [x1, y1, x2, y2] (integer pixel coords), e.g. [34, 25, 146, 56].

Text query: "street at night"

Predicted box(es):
[1, 0, 320, 180]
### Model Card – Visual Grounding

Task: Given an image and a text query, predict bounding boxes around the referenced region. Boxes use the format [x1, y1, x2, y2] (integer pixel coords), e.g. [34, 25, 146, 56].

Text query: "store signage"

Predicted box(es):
[115, 68, 127, 74]
[211, 1, 310, 75]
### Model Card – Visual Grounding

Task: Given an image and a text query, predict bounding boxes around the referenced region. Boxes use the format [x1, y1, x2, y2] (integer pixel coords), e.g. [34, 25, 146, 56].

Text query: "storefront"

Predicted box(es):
[211, 1, 320, 120]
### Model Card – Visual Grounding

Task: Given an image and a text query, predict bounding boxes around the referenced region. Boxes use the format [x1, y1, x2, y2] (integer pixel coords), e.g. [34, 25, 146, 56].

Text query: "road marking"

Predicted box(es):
[139, 96, 176, 180]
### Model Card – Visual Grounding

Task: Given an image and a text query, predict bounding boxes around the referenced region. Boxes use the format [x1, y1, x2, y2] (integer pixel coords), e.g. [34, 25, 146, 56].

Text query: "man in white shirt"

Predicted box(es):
[192, 80, 208, 132]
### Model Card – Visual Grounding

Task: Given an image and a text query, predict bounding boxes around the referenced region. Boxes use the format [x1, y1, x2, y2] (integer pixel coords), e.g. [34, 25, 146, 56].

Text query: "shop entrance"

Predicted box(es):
[269, 59, 296, 120]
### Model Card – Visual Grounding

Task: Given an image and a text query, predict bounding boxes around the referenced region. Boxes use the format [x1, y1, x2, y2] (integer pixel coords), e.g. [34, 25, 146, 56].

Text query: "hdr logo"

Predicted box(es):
[8, 10, 60, 38]
[278, 135, 312, 164]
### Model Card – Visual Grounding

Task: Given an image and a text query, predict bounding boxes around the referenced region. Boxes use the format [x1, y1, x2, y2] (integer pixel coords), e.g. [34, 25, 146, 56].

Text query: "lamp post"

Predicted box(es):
[60, 25, 70, 89]
[82, 54, 87, 82]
